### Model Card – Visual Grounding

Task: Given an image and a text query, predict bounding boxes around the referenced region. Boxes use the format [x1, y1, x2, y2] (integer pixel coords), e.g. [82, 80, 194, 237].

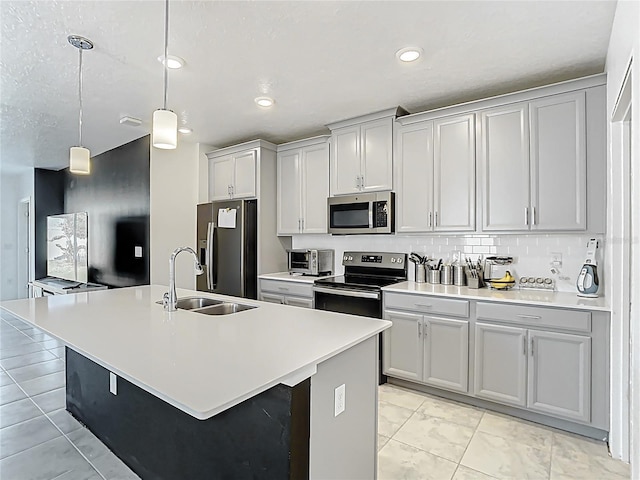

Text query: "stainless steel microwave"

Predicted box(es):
[327, 192, 395, 235]
[287, 249, 334, 276]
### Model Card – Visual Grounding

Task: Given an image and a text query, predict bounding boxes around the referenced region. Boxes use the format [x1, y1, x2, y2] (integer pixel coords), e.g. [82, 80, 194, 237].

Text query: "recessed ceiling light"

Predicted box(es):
[178, 127, 192, 134]
[396, 47, 423, 63]
[255, 96, 275, 108]
[157, 54, 185, 69]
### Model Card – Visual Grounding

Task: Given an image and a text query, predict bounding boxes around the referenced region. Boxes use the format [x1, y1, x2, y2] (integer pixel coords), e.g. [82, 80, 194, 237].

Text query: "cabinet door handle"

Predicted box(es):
[360, 175, 365, 189]
[523, 336, 527, 355]
[356, 176, 360, 190]
[532, 207, 537, 226]
[418, 322, 422, 337]
[301, 218, 304, 231]
[517, 314, 542, 320]
[434, 212, 438, 227]
[530, 338, 535, 357]
[525, 207, 529, 225]
[428, 212, 432, 228]
[298, 219, 301, 231]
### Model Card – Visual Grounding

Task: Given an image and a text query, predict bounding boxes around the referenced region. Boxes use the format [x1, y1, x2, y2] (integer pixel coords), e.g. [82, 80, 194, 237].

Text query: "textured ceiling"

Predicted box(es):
[0, 0, 617, 171]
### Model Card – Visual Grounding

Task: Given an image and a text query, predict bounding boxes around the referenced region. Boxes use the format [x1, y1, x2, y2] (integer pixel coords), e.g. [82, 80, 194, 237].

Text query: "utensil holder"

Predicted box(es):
[415, 264, 426, 283]
[466, 272, 483, 289]
[441, 265, 453, 285]
[427, 269, 440, 284]
[453, 265, 466, 286]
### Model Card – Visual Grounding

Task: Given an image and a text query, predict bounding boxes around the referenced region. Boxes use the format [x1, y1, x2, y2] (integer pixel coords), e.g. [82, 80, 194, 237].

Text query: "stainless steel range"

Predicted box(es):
[313, 251, 407, 383]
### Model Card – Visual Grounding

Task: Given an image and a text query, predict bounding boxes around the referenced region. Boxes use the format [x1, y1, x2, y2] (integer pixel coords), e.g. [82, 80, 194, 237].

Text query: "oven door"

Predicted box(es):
[288, 251, 312, 274]
[313, 286, 381, 318]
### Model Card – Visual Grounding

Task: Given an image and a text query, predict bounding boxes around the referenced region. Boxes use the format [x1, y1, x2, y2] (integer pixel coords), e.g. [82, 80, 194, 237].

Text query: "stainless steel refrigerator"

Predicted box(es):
[196, 199, 258, 299]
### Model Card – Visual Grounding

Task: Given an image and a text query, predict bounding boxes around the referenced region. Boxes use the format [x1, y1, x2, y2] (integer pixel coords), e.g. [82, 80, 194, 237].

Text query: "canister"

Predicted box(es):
[415, 264, 426, 283]
[441, 265, 454, 285]
[428, 269, 440, 284]
[453, 265, 466, 286]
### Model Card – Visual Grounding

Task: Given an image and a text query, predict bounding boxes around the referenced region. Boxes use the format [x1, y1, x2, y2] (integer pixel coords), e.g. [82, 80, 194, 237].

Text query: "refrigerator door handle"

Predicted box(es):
[207, 222, 216, 290]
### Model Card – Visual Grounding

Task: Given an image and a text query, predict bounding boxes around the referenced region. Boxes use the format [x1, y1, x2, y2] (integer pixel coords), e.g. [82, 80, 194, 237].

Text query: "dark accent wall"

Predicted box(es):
[64, 136, 150, 288]
[34, 169, 66, 280]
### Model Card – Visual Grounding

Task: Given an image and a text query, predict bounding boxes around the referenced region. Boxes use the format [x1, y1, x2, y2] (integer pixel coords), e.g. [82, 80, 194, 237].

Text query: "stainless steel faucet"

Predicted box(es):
[163, 246, 204, 311]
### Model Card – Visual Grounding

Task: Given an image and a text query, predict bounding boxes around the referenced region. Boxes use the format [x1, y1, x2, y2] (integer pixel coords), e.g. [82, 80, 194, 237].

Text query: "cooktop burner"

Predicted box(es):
[314, 275, 400, 290]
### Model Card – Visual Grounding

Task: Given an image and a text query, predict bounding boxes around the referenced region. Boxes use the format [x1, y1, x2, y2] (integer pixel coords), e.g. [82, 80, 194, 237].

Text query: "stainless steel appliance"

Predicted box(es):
[327, 192, 394, 235]
[314, 251, 407, 383]
[287, 249, 334, 276]
[196, 200, 258, 299]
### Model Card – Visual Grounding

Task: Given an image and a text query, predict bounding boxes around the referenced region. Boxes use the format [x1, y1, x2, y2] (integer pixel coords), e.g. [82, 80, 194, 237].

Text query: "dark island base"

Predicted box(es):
[65, 348, 310, 480]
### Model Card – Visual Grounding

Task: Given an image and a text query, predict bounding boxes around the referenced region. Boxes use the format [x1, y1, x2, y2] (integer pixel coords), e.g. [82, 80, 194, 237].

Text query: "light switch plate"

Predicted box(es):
[134, 246, 143, 258]
[334, 384, 345, 417]
[109, 372, 117, 395]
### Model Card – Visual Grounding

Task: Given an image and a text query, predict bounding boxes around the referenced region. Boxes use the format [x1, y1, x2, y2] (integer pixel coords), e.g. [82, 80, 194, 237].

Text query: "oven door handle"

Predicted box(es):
[313, 286, 380, 300]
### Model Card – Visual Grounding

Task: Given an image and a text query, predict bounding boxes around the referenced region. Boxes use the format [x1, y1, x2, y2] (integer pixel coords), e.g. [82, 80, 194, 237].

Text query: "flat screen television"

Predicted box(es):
[46, 212, 88, 283]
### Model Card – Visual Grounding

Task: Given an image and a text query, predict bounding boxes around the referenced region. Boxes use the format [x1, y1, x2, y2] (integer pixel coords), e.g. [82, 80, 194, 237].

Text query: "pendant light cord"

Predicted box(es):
[163, 0, 169, 110]
[78, 47, 83, 146]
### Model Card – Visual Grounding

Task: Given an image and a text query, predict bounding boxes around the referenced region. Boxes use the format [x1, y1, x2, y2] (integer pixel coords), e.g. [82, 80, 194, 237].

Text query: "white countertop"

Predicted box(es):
[382, 282, 610, 312]
[1, 285, 390, 419]
[258, 272, 333, 283]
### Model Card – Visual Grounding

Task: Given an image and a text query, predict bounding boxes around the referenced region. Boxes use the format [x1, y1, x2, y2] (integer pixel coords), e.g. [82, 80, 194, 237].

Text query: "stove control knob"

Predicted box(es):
[536, 277, 543, 284]
[397, 257, 403, 264]
[348, 256, 353, 261]
[343, 255, 348, 261]
[391, 258, 396, 263]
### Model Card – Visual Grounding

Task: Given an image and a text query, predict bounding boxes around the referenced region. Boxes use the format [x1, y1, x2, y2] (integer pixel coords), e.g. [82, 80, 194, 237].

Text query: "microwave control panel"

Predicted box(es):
[374, 201, 388, 227]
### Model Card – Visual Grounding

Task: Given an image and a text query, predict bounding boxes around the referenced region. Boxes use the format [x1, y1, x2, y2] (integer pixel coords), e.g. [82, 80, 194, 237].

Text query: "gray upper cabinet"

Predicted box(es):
[395, 113, 475, 233]
[277, 136, 329, 235]
[481, 91, 587, 232]
[474, 322, 528, 407]
[480, 103, 530, 231]
[527, 329, 591, 422]
[328, 108, 404, 196]
[209, 150, 257, 201]
[529, 91, 587, 231]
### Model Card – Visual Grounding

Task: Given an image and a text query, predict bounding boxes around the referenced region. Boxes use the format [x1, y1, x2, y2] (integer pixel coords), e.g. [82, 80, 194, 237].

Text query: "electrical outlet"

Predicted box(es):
[134, 246, 143, 258]
[109, 372, 118, 395]
[550, 252, 563, 267]
[334, 384, 345, 417]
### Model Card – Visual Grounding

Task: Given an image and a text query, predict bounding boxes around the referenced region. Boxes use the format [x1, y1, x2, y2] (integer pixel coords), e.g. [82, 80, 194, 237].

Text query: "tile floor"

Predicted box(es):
[0, 311, 631, 480]
[377, 384, 631, 480]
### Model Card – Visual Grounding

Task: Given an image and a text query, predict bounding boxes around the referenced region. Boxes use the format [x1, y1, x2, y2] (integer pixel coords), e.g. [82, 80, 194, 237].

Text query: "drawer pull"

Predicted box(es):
[278, 287, 290, 291]
[516, 314, 541, 320]
[414, 303, 433, 308]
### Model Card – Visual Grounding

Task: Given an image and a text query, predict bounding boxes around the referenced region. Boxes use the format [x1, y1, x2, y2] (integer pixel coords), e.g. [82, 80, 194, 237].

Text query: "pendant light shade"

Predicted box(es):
[152, 0, 177, 149]
[68, 35, 93, 175]
[69, 146, 91, 175]
[152, 109, 178, 149]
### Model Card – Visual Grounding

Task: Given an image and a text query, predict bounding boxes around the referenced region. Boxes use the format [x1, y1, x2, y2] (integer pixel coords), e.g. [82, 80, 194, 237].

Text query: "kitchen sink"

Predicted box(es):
[175, 297, 223, 310]
[193, 303, 257, 315]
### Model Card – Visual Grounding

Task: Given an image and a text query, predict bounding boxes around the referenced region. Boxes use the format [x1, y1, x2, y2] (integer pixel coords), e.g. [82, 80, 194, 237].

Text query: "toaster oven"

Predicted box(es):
[287, 249, 334, 276]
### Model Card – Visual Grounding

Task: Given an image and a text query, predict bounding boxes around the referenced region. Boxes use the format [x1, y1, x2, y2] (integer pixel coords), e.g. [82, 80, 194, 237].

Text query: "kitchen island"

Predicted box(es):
[1, 285, 390, 480]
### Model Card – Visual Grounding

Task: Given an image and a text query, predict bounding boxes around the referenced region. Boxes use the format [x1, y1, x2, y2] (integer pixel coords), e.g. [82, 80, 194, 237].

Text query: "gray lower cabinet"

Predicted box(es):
[384, 309, 469, 393]
[474, 322, 592, 422]
[474, 323, 528, 407]
[527, 329, 591, 422]
[383, 311, 423, 381]
[259, 279, 314, 309]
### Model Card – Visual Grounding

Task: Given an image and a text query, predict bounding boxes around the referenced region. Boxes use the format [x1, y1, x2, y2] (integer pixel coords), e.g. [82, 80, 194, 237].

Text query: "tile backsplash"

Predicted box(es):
[291, 233, 604, 294]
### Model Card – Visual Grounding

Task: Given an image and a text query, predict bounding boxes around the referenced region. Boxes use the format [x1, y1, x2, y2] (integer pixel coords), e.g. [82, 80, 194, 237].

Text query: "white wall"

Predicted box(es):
[293, 233, 601, 293]
[150, 141, 201, 290]
[605, 0, 640, 469]
[0, 168, 34, 301]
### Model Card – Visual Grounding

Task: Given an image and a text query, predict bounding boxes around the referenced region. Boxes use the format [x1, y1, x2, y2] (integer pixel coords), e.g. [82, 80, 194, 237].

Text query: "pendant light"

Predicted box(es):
[152, 0, 177, 149]
[68, 35, 93, 175]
